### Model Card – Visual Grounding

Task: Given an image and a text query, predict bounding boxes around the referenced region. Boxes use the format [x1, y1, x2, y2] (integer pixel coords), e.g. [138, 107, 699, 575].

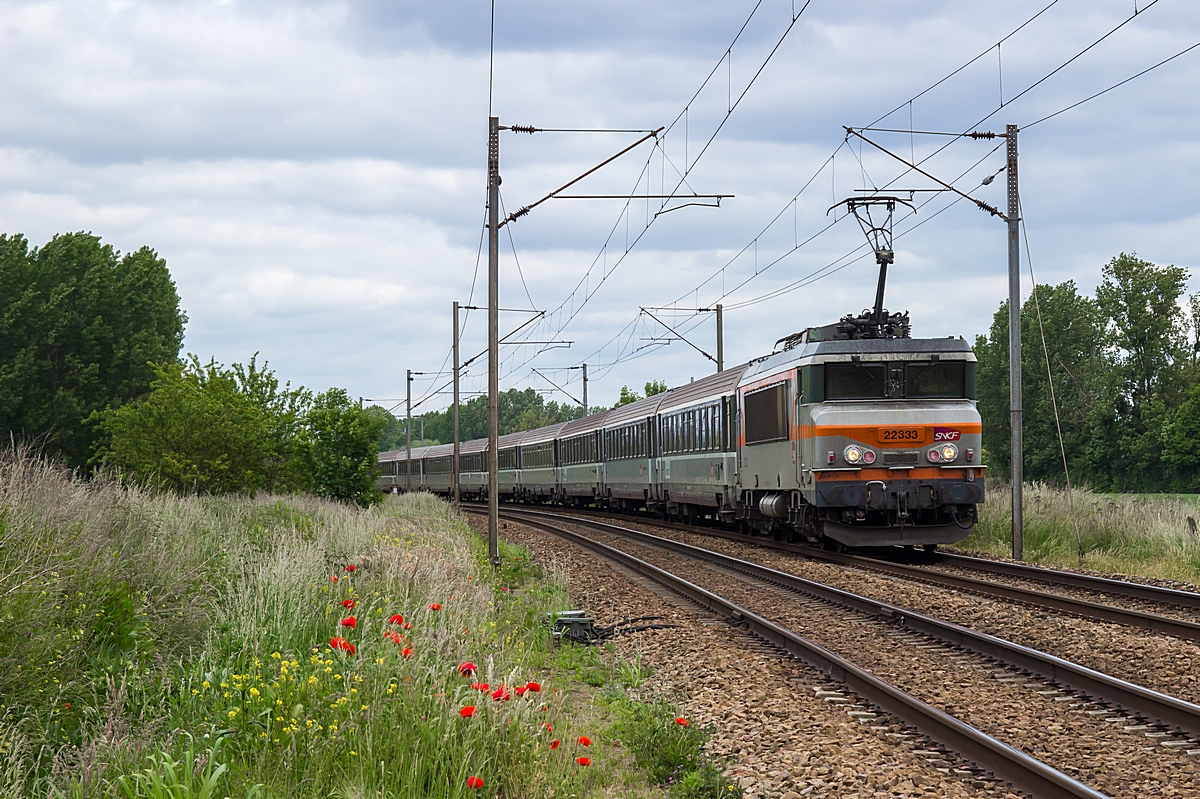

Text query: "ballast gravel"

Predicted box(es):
[573, 529, 1200, 799]
[584, 514, 1200, 707]
[477, 516, 1002, 799]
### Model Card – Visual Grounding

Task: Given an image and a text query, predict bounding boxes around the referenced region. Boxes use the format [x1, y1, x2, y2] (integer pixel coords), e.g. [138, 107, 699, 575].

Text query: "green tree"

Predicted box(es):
[417, 389, 584, 447]
[614, 386, 642, 407]
[644, 379, 669, 397]
[976, 282, 1108, 484]
[93, 358, 280, 494]
[365, 405, 412, 450]
[1090, 254, 1192, 490]
[976, 255, 1196, 492]
[1164, 381, 1200, 493]
[0, 233, 186, 468]
[300, 388, 386, 507]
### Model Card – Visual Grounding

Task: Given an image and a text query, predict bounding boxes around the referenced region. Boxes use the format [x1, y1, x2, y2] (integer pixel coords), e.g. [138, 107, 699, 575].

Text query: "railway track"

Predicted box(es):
[490, 503, 1200, 640]
[478, 505, 1200, 798]
[929, 551, 1200, 611]
[481, 508, 1111, 799]
[493, 505, 1200, 737]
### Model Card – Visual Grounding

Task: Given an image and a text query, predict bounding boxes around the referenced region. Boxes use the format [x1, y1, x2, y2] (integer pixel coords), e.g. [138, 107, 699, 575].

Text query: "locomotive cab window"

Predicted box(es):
[826, 360, 971, 400]
[825, 363, 886, 399]
[906, 362, 966, 398]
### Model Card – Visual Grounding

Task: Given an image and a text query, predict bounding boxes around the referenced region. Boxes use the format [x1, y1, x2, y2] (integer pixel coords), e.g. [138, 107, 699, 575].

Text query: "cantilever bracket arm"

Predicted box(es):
[502, 127, 665, 227]
[843, 127, 1008, 222]
[640, 307, 717, 365]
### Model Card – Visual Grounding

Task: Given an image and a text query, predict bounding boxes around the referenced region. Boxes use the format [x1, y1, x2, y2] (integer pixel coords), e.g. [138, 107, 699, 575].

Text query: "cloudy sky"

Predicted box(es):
[3, 0, 1198, 415]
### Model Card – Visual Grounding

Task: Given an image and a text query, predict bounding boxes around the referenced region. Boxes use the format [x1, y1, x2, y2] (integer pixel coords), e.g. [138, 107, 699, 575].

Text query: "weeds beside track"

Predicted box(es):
[0, 455, 731, 798]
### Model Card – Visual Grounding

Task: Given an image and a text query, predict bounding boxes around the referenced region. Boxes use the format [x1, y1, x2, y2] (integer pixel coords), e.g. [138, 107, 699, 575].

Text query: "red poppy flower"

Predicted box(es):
[403, 622, 413, 630]
[388, 613, 404, 625]
[577, 735, 591, 747]
[466, 776, 484, 790]
[549, 739, 561, 750]
[541, 723, 552, 732]
[330, 636, 356, 655]
[471, 682, 490, 692]
[402, 647, 413, 658]
[675, 717, 690, 727]
[499, 586, 508, 592]
[64, 702, 70, 708]
[458, 661, 477, 677]
[514, 686, 526, 697]
[340, 616, 356, 629]
[329, 575, 338, 582]
[525, 681, 541, 693]
[575, 757, 591, 767]
[428, 603, 441, 611]
[342, 599, 355, 609]
[344, 564, 356, 572]
[491, 686, 510, 702]
[459, 705, 476, 719]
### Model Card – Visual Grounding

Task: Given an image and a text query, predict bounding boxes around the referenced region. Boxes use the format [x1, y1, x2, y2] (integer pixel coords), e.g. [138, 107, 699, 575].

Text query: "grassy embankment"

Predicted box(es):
[0, 454, 733, 798]
[963, 481, 1200, 583]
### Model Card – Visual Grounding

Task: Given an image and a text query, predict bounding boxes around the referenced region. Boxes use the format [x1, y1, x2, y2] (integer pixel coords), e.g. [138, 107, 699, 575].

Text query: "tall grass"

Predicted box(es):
[965, 481, 1200, 583]
[0, 453, 606, 798]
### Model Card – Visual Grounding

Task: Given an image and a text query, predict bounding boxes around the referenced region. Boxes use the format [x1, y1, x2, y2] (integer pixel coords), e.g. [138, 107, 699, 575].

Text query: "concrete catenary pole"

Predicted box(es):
[1006, 124, 1023, 560]
[452, 300, 461, 506]
[487, 116, 501, 567]
[405, 369, 412, 493]
[581, 363, 588, 413]
[715, 303, 724, 373]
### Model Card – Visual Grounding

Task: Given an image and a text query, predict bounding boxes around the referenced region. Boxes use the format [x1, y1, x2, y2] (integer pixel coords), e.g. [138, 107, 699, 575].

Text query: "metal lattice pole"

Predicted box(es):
[1006, 124, 1024, 560]
[487, 116, 501, 567]
[452, 300, 461, 506]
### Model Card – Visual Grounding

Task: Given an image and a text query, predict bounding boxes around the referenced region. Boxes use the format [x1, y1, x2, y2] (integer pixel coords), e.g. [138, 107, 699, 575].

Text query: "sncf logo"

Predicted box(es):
[934, 427, 962, 442]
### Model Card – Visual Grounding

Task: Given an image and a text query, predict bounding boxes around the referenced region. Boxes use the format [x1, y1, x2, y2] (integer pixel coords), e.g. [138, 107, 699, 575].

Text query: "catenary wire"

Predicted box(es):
[1024, 38, 1200, 128]
[499, 189, 539, 311]
[498, 1, 817, 380]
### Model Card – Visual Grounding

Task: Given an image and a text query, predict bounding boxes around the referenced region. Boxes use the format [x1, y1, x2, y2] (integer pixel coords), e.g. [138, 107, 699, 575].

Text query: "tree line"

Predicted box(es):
[368, 380, 671, 451]
[976, 253, 1200, 493]
[1, 233, 384, 506]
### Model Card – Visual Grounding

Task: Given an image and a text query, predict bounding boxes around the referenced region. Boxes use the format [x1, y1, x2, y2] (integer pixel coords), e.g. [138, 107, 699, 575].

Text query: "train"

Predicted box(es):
[377, 312, 986, 550]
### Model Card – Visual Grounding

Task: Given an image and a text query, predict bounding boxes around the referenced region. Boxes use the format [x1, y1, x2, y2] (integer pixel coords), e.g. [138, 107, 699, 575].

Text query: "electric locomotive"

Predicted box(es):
[736, 312, 983, 548]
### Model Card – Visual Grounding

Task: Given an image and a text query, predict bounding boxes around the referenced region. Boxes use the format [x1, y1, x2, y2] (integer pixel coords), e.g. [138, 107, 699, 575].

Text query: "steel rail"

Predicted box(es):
[497, 506, 1200, 739]
[934, 552, 1200, 611]
[494, 509, 1110, 799]
[807, 548, 1200, 643]
[503, 504, 1200, 640]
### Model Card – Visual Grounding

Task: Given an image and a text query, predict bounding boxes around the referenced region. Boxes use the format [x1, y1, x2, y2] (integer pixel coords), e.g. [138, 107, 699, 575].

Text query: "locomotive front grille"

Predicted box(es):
[882, 451, 919, 465]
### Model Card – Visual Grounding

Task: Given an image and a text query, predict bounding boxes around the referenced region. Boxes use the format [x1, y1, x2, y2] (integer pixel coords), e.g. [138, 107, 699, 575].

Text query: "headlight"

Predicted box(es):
[843, 445, 863, 463]
[928, 444, 958, 463]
